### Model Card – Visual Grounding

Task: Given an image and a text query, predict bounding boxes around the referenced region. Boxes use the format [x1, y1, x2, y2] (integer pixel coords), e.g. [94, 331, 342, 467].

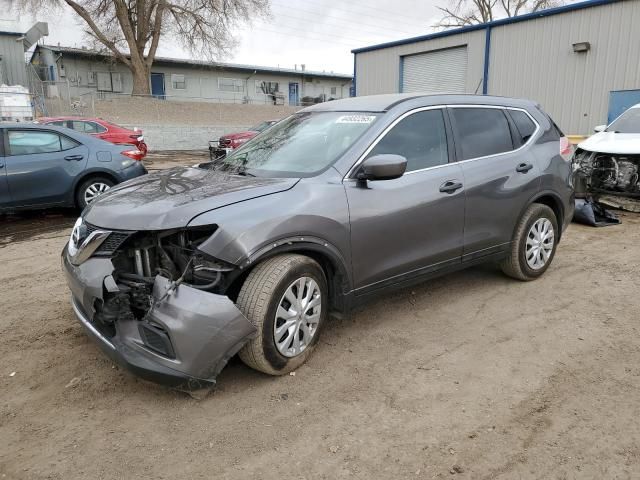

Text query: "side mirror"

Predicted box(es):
[357, 154, 407, 182]
[594, 125, 606, 133]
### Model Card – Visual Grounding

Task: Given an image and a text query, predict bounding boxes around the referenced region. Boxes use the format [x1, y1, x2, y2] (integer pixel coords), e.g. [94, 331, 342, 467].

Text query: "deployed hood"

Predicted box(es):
[83, 166, 299, 230]
[578, 131, 640, 155]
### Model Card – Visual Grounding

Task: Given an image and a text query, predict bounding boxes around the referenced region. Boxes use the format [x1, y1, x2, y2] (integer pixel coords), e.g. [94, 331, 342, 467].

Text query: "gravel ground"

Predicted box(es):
[1, 160, 639, 479]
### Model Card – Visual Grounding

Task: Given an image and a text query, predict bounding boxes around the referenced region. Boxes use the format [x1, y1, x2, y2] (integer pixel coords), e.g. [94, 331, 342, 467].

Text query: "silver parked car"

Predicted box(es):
[62, 94, 574, 389]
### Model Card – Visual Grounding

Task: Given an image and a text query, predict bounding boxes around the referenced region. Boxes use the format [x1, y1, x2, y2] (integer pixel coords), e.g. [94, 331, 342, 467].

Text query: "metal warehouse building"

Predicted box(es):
[352, 0, 640, 135]
[0, 23, 48, 87]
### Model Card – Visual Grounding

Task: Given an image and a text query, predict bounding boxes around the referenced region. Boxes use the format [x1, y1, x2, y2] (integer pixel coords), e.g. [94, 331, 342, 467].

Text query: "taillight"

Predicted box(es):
[129, 134, 144, 141]
[560, 136, 573, 160]
[122, 149, 145, 161]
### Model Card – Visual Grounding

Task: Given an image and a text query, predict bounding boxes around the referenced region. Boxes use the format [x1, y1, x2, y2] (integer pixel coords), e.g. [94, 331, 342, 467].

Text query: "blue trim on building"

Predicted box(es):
[482, 26, 492, 95]
[351, 0, 619, 54]
[352, 55, 357, 97]
[0, 31, 22, 37]
[398, 56, 404, 93]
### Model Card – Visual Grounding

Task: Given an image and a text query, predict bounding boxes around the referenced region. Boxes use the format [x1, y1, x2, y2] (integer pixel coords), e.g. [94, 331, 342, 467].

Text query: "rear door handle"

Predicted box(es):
[516, 162, 533, 173]
[439, 180, 463, 194]
[65, 155, 84, 161]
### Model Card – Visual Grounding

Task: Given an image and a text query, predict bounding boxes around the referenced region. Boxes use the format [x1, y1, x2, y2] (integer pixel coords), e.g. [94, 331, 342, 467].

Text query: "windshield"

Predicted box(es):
[215, 112, 379, 177]
[607, 108, 640, 133]
[251, 121, 276, 132]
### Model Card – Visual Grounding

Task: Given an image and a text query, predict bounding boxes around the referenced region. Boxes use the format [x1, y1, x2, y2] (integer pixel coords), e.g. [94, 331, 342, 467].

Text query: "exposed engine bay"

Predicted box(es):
[573, 149, 640, 197]
[92, 226, 241, 353]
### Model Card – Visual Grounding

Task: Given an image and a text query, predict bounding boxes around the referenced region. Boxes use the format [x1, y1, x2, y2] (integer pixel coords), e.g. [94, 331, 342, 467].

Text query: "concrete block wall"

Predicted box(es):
[124, 124, 249, 151]
[44, 97, 302, 150]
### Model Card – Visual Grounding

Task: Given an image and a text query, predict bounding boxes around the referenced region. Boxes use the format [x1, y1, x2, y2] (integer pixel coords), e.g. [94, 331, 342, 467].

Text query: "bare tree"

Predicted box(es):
[19, 0, 269, 94]
[435, 0, 563, 28]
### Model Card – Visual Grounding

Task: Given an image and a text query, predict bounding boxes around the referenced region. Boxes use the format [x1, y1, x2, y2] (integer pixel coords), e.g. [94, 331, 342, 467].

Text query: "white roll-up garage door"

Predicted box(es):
[401, 46, 468, 94]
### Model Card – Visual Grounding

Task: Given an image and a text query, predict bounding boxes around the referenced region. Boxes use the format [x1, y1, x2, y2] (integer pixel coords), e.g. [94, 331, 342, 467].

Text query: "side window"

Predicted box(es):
[87, 122, 106, 133]
[508, 109, 537, 143]
[60, 135, 81, 150]
[72, 121, 99, 134]
[367, 109, 448, 172]
[50, 120, 66, 127]
[450, 108, 514, 160]
[8, 131, 64, 155]
[71, 121, 87, 132]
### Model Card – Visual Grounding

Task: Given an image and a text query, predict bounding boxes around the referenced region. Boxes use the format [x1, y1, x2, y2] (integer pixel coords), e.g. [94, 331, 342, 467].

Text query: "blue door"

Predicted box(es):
[288, 82, 299, 106]
[150, 73, 166, 99]
[608, 90, 640, 124]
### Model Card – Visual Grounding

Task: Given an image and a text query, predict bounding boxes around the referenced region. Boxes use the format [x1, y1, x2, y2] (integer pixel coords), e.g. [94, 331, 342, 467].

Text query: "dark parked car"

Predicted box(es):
[0, 124, 147, 211]
[62, 94, 574, 389]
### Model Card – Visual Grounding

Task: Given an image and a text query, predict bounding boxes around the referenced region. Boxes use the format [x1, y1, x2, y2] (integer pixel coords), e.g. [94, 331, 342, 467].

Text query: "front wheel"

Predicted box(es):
[501, 203, 559, 281]
[237, 254, 327, 375]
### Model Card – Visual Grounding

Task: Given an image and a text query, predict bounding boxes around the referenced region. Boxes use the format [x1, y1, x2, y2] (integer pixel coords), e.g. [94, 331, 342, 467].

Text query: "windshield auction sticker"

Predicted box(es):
[336, 115, 376, 124]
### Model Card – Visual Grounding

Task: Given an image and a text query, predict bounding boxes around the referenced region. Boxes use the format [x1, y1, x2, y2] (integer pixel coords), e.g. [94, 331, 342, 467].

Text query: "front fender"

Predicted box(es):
[188, 179, 353, 289]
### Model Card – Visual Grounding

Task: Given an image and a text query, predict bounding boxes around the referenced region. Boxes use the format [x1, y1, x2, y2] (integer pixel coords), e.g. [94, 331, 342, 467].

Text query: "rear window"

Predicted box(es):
[450, 108, 514, 160]
[508, 110, 537, 143]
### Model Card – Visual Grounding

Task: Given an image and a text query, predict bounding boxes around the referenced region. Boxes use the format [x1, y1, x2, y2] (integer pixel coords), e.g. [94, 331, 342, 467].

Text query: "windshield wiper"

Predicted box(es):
[235, 168, 256, 177]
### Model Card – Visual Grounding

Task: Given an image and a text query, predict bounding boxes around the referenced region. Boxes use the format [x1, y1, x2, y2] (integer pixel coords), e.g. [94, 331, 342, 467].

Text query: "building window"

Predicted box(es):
[256, 81, 279, 95]
[219, 77, 245, 93]
[330, 86, 337, 96]
[171, 74, 186, 90]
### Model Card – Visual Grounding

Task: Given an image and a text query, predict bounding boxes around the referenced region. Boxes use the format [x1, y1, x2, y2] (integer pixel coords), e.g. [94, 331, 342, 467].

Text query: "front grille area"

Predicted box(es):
[84, 222, 132, 256]
[96, 232, 130, 255]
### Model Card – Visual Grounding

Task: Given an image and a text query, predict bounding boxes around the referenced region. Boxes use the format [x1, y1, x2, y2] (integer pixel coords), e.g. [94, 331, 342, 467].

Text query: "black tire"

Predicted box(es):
[237, 254, 328, 375]
[75, 176, 115, 209]
[501, 203, 559, 281]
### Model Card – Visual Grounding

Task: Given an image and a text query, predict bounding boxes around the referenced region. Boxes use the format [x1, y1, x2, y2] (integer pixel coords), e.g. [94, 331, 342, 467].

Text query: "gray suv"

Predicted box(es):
[62, 94, 574, 389]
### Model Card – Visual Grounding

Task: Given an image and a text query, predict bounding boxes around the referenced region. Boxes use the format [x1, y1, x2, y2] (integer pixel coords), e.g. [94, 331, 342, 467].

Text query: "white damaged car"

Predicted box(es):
[573, 104, 640, 197]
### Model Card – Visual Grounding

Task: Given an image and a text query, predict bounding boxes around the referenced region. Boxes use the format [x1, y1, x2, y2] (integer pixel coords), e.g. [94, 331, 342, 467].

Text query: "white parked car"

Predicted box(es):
[573, 104, 640, 197]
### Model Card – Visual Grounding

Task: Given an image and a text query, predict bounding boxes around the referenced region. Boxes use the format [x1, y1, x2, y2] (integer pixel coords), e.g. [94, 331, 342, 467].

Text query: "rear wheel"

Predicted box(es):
[76, 176, 115, 209]
[501, 203, 558, 281]
[237, 254, 327, 375]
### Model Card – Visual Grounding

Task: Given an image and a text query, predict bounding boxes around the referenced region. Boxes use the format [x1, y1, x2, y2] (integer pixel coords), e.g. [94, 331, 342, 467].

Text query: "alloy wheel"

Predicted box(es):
[525, 218, 554, 270]
[274, 277, 322, 357]
[84, 182, 111, 204]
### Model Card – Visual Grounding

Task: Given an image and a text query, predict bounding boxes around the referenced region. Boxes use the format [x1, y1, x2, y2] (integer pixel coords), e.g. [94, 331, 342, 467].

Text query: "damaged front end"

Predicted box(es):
[574, 149, 640, 200]
[62, 220, 256, 389]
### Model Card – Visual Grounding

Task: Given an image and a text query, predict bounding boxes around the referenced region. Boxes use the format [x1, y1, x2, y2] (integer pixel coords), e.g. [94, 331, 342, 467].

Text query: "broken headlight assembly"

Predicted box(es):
[111, 225, 235, 292]
[90, 225, 239, 334]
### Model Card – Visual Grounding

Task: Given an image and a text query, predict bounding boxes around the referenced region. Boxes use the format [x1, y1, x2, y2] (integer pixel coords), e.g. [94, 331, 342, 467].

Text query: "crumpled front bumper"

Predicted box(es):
[62, 246, 256, 389]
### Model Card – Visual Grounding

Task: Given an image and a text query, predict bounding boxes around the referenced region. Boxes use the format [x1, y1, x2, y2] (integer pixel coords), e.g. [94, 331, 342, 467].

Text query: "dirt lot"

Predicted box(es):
[1, 158, 639, 478]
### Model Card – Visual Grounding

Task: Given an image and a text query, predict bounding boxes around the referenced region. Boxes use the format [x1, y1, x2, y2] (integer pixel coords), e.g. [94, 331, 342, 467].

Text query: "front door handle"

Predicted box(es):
[439, 180, 463, 194]
[516, 162, 533, 173]
[65, 155, 84, 161]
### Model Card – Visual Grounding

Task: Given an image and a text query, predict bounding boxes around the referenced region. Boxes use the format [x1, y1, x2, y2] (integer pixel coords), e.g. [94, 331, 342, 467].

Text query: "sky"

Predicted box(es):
[3, 0, 443, 74]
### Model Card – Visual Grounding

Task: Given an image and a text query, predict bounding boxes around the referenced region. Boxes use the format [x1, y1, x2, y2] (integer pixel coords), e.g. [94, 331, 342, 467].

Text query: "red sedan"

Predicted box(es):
[36, 117, 148, 158]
